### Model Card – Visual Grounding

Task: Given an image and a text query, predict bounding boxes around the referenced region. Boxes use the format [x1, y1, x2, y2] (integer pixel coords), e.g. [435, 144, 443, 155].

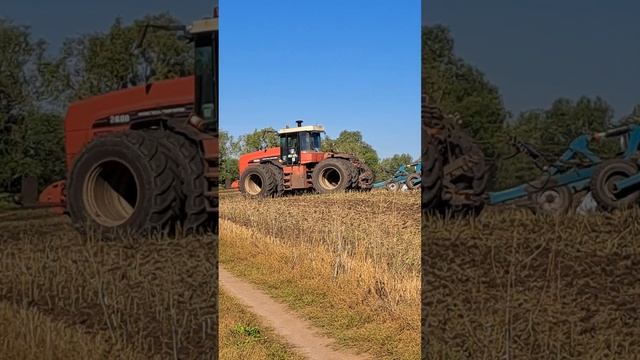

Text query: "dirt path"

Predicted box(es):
[219, 266, 370, 360]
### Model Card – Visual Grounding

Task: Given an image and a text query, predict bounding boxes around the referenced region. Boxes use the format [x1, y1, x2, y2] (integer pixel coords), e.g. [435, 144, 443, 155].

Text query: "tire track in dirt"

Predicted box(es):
[219, 266, 370, 360]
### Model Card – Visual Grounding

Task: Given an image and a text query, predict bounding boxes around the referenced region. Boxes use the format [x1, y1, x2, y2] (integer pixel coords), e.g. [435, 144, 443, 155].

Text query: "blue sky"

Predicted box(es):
[423, 0, 640, 121]
[221, 1, 420, 159]
[4, 0, 420, 159]
[3, 0, 212, 53]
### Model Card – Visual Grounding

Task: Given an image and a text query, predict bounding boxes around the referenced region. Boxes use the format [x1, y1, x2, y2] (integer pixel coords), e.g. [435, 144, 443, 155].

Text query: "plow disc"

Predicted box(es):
[422, 99, 489, 214]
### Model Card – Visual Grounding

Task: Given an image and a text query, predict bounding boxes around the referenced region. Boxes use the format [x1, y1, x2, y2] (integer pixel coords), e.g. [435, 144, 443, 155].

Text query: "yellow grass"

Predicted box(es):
[0, 301, 143, 359]
[0, 209, 217, 358]
[220, 190, 420, 359]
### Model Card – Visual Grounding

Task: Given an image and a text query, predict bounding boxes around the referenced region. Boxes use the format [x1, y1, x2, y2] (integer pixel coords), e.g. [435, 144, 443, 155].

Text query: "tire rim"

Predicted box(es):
[605, 174, 627, 200]
[319, 167, 341, 190]
[244, 173, 263, 195]
[83, 159, 139, 227]
[387, 182, 399, 192]
[537, 189, 564, 213]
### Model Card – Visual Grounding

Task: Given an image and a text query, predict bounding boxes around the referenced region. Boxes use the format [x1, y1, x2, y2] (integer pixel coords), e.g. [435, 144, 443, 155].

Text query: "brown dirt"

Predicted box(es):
[220, 266, 370, 360]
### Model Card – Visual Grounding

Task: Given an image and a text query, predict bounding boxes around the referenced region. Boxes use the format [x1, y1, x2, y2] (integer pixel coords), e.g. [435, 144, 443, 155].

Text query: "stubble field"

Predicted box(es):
[424, 207, 640, 359]
[219, 190, 421, 359]
[0, 209, 217, 358]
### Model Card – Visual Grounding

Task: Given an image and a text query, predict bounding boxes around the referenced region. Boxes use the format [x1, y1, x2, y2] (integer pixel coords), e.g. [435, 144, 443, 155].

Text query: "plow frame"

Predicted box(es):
[487, 124, 640, 206]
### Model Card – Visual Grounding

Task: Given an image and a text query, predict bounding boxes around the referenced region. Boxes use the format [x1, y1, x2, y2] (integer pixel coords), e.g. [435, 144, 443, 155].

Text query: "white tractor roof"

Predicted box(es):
[278, 125, 325, 134]
[189, 18, 218, 34]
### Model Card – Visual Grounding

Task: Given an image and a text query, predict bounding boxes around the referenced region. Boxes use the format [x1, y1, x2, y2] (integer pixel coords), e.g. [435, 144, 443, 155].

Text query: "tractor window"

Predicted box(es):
[288, 135, 298, 153]
[299, 132, 322, 152]
[300, 132, 311, 151]
[280, 134, 300, 164]
[194, 30, 217, 133]
[310, 132, 322, 151]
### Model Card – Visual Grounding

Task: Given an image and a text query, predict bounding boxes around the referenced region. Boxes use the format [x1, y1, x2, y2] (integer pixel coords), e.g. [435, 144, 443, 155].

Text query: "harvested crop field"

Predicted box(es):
[0, 209, 217, 359]
[424, 207, 640, 359]
[220, 190, 421, 359]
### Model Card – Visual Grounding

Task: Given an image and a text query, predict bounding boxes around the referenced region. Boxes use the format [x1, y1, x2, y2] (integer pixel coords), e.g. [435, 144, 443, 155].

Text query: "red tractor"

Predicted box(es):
[37, 15, 218, 237]
[234, 121, 374, 197]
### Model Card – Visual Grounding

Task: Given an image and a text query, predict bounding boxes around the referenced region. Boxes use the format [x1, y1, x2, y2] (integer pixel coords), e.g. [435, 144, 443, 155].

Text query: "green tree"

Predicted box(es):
[322, 130, 380, 174]
[378, 153, 415, 180]
[238, 128, 279, 153]
[44, 13, 193, 103]
[0, 112, 64, 192]
[422, 25, 507, 158]
[220, 131, 240, 185]
[0, 19, 63, 193]
[496, 97, 616, 188]
[621, 104, 640, 125]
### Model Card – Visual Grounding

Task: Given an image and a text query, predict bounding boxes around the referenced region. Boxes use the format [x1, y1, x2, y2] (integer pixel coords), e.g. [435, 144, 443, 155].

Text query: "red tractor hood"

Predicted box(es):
[65, 76, 195, 132]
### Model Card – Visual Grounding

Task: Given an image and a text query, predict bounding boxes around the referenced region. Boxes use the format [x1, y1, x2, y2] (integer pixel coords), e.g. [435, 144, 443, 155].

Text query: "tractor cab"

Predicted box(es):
[278, 120, 325, 165]
[188, 16, 218, 134]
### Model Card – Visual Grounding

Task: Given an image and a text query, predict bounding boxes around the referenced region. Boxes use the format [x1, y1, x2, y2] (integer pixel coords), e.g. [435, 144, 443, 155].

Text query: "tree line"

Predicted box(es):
[0, 14, 193, 195]
[3, 15, 635, 196]
[0, 14, 419, 197]
[219, 128, 417, 186]
[423, 24, 640, 189]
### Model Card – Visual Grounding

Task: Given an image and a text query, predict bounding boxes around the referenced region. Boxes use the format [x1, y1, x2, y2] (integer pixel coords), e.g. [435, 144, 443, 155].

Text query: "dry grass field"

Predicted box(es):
[219, 190, 421, 359]
[424, 207, 640, 359]
[0, 208, 297, 359]
[0, 209, 217, 358]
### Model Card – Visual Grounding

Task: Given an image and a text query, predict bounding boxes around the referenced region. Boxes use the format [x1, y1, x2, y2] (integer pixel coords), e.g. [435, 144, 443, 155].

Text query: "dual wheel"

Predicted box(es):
[240, 158, 367, 197]
[67, 130, 213, 239]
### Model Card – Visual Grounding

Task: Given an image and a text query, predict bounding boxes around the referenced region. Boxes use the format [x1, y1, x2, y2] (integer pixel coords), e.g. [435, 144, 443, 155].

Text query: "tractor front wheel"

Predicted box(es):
[67, 131, 179, 239]
[239, 164, 278, 198]
[147, 130, 212, 234]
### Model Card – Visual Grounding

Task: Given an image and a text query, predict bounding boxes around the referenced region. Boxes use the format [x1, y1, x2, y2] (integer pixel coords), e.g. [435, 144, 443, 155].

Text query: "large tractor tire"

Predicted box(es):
[422, 104, 445, 211]
[355, 162, 374, 190]
[239, 164, 278, 198]
[422, 100, 488, 215]
[312, 158, 356, 194]
[592, 159, 640, 211]
[147, 130, 213, 234]
[265, 163, 285, 197]
[67, 131, 179, 239]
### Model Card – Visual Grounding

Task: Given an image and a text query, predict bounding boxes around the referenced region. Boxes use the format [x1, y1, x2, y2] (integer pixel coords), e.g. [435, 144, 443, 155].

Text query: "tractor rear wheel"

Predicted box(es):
[148, 130, 213, 234]
[592, 159, 640, 211]
[355, 162, 374, 190]
[239, 164, 278, 198]
[422, 101, 488, 215]
[312, 158, 355, 193]
[422, 104, 445, 211]
[67, 131, 179, 238]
